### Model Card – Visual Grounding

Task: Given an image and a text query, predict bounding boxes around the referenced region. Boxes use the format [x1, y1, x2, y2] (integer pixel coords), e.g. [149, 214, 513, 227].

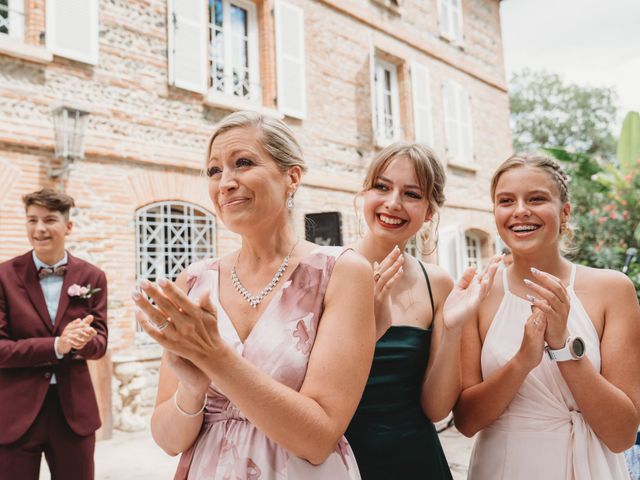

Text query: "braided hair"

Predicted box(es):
[490, 153, 570, 203]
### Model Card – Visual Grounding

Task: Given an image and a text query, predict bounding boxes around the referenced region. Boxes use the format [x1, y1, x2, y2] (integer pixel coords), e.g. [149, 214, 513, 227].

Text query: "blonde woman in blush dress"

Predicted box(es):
[133, 111, 375, 479]
[454, 154, 640, 479]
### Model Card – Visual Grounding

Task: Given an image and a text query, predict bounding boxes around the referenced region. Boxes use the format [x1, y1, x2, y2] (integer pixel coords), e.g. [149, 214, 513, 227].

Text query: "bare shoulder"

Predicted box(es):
[332, 249, 373, 279]
[576, 264, 637, 303]
[418, 261, 454, 302]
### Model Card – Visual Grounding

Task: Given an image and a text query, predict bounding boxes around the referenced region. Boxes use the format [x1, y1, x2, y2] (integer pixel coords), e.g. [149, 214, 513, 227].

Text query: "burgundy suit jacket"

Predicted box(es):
[0, 250, 108, 444]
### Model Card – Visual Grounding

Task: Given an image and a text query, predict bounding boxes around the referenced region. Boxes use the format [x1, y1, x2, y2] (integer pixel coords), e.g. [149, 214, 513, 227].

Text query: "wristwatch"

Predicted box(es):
[545, 336, 586, 361]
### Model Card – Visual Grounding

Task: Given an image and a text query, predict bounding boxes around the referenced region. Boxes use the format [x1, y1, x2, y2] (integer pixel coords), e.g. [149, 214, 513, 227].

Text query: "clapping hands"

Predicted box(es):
[133, 278, 221, 374]
[372, 246, 405, 337]
[523, 268, 571, 349]
[442, 255, 502, 332]
[58, 315, 97, 354]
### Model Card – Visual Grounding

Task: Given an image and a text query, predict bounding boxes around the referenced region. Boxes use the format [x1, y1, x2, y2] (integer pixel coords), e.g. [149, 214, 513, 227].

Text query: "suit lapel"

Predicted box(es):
[54, 253, 81, 332]
[17, 251, 54, 332]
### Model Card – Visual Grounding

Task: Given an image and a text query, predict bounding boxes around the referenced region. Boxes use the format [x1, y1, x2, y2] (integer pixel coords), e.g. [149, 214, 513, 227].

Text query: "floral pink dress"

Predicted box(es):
[174, 247, 361, 480]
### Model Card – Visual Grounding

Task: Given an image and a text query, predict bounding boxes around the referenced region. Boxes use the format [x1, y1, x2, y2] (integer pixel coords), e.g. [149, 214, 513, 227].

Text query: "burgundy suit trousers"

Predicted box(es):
[0, 386, 95, 480]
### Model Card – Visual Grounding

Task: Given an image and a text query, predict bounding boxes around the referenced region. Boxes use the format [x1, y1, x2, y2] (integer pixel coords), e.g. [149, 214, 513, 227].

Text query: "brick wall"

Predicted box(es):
[0, 0, 512, 361]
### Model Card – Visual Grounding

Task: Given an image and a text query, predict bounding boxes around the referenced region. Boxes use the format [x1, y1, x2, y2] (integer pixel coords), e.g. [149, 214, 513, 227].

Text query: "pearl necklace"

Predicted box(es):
[231, 240, 299, 309]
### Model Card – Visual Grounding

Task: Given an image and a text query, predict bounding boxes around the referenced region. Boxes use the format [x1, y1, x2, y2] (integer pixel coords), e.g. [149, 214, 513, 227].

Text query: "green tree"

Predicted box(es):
[509, 69, 619, 159]
[545, 112, 640, 301]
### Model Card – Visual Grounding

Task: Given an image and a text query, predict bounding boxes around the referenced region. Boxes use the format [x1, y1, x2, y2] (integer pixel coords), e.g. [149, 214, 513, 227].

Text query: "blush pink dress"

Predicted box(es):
[468, 264, 630, 480]
[173, 247, 361, 480]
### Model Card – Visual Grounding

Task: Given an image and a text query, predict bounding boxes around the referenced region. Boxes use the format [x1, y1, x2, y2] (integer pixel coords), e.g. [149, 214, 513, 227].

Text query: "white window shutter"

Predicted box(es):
[438, 226, 463, 280]
[411, 62, 433, 145]
[438, 0, 450, 38]
[9, 0, 25, 40]
[275, 0, 306, 119]
[167, 0, 207, 94]
[443, 80, 459, 160]
[459, 88, 473, 162]
[369, 41, 377, 139]
[495, 233, 506, 255]
[46, 0, 98, 65]
[451, 0, 463, 42]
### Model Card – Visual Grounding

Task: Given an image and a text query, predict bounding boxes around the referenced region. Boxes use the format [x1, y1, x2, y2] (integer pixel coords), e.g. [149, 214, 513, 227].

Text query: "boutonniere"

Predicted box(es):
[68, 284, 101, 299]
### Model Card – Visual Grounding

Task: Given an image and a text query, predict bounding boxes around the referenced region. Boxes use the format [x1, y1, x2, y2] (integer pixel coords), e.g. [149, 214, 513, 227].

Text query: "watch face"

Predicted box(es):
[571, 338, 585, 357]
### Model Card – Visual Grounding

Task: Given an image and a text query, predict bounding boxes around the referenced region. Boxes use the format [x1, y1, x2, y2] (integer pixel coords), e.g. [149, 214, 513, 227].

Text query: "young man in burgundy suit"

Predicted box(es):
[0, 189, 108, 480]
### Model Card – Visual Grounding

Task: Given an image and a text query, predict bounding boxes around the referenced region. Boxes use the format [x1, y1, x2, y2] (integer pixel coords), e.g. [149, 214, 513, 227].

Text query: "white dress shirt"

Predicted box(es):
[33, 251, 68, 384]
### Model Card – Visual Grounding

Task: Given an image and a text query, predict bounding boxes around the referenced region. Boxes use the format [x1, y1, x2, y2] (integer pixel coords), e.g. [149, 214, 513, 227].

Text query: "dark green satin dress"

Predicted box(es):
[345, 264, 453, 480]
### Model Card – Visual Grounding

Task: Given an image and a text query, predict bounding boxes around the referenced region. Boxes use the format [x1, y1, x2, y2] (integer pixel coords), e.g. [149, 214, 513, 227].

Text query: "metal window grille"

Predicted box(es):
[135, 201, 217, 339]
[465, 232, 480, 269]
[208, 0, 258, 101]
[0, 0, 24, 39]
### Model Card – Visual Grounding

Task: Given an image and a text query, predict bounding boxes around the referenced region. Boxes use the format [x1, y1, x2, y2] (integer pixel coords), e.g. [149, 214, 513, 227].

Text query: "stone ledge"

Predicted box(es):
[447, 159, 479, 173]
[0, 37, 52, 64]
[204, 91, 284, 120]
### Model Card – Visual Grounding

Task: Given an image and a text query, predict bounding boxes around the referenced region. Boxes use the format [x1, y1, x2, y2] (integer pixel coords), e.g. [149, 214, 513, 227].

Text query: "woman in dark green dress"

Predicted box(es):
[345, 142, 501, 479]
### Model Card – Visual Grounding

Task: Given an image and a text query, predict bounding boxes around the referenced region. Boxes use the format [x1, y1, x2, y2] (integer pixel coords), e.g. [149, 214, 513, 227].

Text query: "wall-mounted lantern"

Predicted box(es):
[49, 104, 90, 180]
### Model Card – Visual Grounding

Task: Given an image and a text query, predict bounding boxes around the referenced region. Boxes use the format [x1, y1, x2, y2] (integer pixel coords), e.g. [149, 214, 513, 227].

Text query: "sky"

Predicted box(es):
[500, 0, 640, 122]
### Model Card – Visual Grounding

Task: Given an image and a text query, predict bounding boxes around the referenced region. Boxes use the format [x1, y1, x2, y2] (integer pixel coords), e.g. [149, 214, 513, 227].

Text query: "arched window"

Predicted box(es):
[135, 201, 217, 337]
[438, 227, 487, 279]
[465, 232, 481, 269]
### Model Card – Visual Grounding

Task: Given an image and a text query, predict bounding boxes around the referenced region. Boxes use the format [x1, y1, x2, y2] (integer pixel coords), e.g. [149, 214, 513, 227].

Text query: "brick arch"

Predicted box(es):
[127, 169, 211, 210]
[0, 160, 21, 204]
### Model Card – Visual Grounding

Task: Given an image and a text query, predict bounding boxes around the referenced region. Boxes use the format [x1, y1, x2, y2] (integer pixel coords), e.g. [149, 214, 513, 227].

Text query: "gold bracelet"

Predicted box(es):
[173, 391, 207, 417]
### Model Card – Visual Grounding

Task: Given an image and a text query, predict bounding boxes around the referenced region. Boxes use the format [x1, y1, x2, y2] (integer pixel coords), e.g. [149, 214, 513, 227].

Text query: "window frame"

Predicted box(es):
[134, 201, 217, 343]
[0, 0, 24, 41]
[438, 0, 463, 44]
[373, 57, 401, 145]
[464, 231, 481, 269]
[207, 0, 261, 104]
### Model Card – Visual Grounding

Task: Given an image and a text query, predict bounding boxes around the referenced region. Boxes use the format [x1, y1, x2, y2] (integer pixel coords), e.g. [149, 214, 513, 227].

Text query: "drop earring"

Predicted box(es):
[287, 193, 295, 209]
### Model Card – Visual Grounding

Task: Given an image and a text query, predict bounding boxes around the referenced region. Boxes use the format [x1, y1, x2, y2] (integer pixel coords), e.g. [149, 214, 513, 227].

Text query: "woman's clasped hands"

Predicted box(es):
[132, 278, 221, 385]
[523, 267, 571, 350]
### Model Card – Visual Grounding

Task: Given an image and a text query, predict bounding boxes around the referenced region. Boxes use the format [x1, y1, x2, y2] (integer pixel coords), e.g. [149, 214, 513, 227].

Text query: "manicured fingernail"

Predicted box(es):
[158, 277, 168, 287]
[523, 278, 534, 286]
[530, 267, 540, 275]
[526, 294, 536, 303]
[132, 291, 141, 301]
[139, 279, 150, 289]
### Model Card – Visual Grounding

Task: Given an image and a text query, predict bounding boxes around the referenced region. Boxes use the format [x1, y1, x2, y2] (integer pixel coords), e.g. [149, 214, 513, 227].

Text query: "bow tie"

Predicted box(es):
[38, 265, 67, 279]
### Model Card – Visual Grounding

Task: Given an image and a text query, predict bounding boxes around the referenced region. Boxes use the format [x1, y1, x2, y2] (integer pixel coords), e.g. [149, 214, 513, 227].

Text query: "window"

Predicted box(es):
[443, 80, 473, 165]
[405, 236, 418, 258]
[0, 0, 24, 40]
[373, 58, 400, 144]
[465, 232, 480, 269]
[438, 227, 484, 278]
[135, 202, 217, 338]
[208, 0, 259, 101]
[438, 0, 463, 43]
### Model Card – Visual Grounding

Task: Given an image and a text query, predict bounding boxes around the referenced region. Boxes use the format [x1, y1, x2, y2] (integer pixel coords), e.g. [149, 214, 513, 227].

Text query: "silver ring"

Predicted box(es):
[157, 318, 170, 331]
